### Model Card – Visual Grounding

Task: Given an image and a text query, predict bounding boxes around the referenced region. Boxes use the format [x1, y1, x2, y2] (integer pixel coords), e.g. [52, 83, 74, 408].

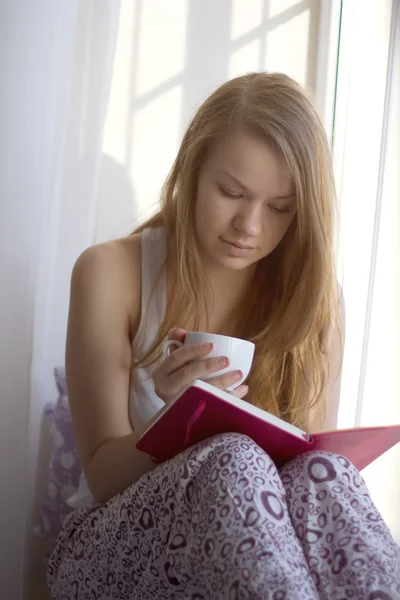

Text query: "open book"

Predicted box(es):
[136, 379, 400, 471]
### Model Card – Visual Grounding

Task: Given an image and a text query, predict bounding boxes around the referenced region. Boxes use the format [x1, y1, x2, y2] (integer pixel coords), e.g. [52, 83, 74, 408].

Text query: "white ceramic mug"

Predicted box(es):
[163, 332, 255, 391]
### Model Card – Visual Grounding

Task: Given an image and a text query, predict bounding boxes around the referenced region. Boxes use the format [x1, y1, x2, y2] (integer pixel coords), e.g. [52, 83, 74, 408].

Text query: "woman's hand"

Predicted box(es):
[152, 328, 249, 406]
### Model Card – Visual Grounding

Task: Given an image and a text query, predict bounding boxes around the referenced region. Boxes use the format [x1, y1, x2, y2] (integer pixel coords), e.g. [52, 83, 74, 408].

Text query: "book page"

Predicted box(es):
[191, 380, 309, 440]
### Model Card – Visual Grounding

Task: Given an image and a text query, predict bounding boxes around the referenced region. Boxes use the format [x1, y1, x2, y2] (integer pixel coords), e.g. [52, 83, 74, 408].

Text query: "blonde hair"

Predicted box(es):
[134, 72, 341, 431]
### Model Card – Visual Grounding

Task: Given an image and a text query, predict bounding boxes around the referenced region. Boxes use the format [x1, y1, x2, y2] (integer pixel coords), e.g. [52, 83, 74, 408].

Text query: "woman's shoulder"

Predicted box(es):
[73, 234, 142, 285]
[71, 234, 143, 334]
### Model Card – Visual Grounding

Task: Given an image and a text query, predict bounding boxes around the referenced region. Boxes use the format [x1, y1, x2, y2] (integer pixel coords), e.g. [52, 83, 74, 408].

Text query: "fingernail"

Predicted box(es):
[218, 356, 229, 366]
[232, 370, 243, 380]
[202, 342, 213, 350]
[239, 385, 248, 393]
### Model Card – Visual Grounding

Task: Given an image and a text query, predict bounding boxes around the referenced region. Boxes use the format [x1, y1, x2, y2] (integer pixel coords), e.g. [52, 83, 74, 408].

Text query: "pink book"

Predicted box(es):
[136, 380, 400, 471]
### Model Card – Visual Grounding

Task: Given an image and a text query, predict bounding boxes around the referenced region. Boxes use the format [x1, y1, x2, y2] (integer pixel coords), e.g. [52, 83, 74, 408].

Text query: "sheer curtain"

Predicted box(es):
[0, 1, 120, 596]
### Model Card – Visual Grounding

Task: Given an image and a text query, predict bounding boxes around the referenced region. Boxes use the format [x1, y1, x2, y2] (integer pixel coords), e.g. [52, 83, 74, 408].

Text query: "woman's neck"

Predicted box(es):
[204, 256, 257, 300]
[166, 237, 262, 335]
[201, 262, 259, 335]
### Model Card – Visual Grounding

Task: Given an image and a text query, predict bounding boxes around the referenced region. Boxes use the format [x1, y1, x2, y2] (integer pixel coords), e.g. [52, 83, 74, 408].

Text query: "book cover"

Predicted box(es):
[136, 379, 400, 471]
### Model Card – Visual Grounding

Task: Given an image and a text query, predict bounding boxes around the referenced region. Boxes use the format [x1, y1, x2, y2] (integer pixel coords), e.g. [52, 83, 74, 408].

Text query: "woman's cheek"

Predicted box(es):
[212, 196, 234, 220]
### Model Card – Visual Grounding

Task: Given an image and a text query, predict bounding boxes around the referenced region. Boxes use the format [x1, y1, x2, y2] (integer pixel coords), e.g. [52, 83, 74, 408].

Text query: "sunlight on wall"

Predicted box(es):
[136, 0, 188, 96]
[102, 0, 135, 166]
[231, 0, 264, 40]
[229, 39, 261, 78]
[100, 0, 321, 242]
[264, 10, 311, 86]
[101, 0, 187, 234]
[269, 0, 301, 20]
[131, 85, 183, 222]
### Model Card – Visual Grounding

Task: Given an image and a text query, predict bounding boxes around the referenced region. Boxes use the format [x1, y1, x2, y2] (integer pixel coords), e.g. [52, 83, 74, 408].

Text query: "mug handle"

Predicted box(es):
[163, 339, 184, 359]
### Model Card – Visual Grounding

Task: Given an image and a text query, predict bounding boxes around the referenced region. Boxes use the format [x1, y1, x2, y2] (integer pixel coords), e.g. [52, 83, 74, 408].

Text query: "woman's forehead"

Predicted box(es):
[203, 132, 295, 196]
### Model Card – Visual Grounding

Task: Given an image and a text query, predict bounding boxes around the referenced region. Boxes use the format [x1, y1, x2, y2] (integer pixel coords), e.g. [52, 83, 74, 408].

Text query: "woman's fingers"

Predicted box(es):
[159, 342, 216, 376]
[164, 328, 187, 353]
[205, 370, 244, 392]
[153, 329, 249, 405]
[229, 384, 249, 399]
[163, 363, 245, 400]
[167, 328, 187, 342]
[157, 353, 226, 397]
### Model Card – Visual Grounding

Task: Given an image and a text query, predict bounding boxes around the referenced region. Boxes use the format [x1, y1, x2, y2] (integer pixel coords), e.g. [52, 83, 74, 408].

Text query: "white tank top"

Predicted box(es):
[67, 227, 167, 508]
[129, 227, 166, 428]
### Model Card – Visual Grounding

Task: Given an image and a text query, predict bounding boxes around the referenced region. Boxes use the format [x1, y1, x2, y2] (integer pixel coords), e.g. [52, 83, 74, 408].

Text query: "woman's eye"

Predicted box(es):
[218, 185, 242, 199]
[269, 205, 292, 215]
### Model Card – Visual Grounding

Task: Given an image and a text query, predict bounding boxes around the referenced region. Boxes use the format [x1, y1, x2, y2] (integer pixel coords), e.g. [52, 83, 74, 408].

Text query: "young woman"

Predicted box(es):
[47, 73, 400, 599]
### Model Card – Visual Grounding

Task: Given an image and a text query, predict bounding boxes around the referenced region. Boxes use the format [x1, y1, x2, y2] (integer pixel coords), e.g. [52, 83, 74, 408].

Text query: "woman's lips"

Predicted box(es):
[220, 237, 254, 255]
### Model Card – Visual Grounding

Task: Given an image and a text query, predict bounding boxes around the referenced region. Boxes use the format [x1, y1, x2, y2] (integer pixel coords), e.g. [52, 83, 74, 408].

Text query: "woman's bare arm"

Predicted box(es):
[66, 238, 162, 504]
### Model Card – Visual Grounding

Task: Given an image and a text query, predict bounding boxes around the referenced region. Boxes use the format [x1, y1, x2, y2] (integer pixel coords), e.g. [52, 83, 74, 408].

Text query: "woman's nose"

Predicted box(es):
[233, 201, 262, 237]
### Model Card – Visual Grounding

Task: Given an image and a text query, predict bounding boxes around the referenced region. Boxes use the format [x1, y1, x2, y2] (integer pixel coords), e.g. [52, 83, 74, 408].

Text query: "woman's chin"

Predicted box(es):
[213, 252, 255, 272]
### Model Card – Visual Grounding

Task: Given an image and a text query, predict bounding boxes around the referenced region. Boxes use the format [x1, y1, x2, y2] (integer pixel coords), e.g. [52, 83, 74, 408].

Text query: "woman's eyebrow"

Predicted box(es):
[218, 170, 249, 191]
[218, 170, 296, 201]
[272, 193, 297, 202]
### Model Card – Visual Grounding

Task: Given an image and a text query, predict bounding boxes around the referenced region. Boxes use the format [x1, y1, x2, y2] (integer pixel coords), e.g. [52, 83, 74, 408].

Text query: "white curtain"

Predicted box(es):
[0, 1, 120, 597]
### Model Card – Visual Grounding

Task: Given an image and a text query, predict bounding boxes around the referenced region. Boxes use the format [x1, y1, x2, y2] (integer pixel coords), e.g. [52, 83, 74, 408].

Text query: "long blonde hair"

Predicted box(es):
[134, 72, 341, 431]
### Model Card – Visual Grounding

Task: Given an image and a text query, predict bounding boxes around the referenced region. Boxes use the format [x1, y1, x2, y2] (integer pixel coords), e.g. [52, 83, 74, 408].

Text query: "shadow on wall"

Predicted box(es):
[95, 153, 138, 243]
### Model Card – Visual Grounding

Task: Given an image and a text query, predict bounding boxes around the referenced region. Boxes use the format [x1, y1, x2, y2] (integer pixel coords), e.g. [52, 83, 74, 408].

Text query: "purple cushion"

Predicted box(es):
[33, 368, 82, 542]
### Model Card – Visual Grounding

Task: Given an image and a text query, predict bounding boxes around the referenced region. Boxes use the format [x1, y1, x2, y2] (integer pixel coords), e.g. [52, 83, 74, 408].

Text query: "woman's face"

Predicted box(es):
[195, 130, 297, 274]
